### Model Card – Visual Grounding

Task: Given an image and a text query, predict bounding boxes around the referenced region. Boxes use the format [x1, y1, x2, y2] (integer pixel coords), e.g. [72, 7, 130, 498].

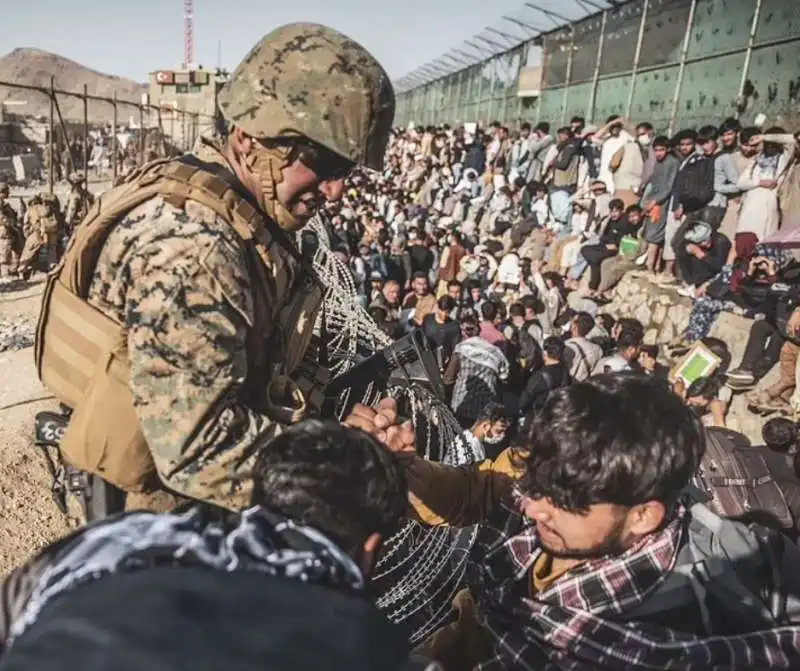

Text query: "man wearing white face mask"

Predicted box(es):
[637, 122, 656, 197]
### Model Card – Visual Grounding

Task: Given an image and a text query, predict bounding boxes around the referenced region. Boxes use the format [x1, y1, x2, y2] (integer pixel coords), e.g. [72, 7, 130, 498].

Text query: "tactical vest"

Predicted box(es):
[35, 158, 324, 493]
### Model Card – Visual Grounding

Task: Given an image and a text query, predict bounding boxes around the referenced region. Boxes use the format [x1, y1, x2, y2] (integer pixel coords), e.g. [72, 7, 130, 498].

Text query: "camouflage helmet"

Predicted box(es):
[217, 23, 395, 171]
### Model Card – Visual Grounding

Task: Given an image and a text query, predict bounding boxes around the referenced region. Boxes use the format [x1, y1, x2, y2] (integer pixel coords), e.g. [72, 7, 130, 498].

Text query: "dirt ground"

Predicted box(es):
[0, 279, 72, 576]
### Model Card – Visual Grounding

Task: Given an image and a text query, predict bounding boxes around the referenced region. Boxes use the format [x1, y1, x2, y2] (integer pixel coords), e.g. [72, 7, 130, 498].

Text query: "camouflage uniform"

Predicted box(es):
[40, 23, 394, 511]
[0, 184, 20, 277]
[17, 192, 63, 278]
[65, 171, 95, 232]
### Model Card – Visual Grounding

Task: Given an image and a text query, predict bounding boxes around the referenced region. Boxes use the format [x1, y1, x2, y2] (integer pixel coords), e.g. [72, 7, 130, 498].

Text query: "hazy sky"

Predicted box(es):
[0, 0, 539, 82]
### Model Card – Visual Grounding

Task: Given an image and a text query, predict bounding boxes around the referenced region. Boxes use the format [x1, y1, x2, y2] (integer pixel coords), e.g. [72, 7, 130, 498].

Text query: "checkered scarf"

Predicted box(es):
[471, 503, 800, 670]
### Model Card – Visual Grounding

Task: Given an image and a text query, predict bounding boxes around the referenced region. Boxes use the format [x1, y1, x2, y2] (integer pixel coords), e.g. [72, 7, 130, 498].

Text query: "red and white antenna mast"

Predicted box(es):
[183, 0, 194, 69]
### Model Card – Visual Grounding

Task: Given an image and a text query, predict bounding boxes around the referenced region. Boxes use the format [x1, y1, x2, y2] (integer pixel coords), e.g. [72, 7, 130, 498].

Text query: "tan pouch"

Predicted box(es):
[36, 277, 155, 492]
[59, 344, 156, 492]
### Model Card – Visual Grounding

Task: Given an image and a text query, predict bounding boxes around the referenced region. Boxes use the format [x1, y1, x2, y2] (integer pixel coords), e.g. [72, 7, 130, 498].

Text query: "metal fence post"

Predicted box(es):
[112, 91, 118, 181]
[82, 83, 89, 177]
[560, 26, 576, 126]
[668, 0, 699, 135]
[738, 0, 764, 100]
[588, 12, 608, 121]
[138, 104, 145, 164]
[625, 0, 650, 118]
[48, 76, 55, 193]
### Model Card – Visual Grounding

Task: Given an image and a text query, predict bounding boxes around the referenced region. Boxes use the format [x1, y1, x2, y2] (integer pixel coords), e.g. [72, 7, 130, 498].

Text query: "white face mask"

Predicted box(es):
[638, 134, 653, 147]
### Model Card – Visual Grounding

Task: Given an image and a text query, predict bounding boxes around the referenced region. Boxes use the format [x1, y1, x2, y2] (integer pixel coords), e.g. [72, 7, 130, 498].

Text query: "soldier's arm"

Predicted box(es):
[125, 212, 278, 509]
[396, 448, 520, 526]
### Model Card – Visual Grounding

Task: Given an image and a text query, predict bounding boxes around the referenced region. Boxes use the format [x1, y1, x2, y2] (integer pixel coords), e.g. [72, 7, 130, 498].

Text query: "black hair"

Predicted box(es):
[597, 314, 615, 331]
[437, 295, 456, 312]
[412, 270, 428, 281]
[571, 115, 585, 124]
[509, 302, 526, 319]
[740, 126, 760, 145]
[518, 375, 705, 511]
[573, 312, 595, 338]
[543, 336, 565, 361]
[626, 204, 644, 216]
[557, 126, 572, 136]
[762, 417, 797, 453]
[637, 122, 654, 132]
[609, 198, 625, 211]
[535, 122, 550, 133]
[481, 301, 499, 322]
[616, 323, 644, 351]
[653, 135, 671, 149]
[674, 129, 698, 143]
[698, 125, 719, 143]
[477, 401, 510, 424]
[251, 421, 408, 550]
[686, 375, 721, 400]
[520, 122, 532, 132]
[719, 117, 742, 133]
[640, 344, 659, 359]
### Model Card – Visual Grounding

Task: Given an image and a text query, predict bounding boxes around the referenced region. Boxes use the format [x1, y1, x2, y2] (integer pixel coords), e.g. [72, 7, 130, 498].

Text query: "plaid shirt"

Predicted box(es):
[469, 501, 800, 670]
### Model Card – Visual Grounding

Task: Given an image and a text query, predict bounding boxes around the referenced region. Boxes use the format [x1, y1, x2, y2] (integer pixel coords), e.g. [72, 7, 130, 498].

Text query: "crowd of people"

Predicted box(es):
[0, 172, 94, 281]
[315, 116, 800, 428]
[3, 19, 800, 668]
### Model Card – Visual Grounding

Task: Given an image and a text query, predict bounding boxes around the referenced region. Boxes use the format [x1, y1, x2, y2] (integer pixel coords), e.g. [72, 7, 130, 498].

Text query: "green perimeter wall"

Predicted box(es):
[395, 0, 800, 133]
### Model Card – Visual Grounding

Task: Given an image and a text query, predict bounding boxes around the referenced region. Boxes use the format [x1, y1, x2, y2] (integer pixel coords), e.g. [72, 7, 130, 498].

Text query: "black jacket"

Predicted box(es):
[518, 363, 570, 417]
[0, 568, 413, 671]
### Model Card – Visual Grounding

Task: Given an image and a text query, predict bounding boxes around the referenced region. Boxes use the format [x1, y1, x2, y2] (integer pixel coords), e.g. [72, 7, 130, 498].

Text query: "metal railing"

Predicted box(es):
[0, 76, 215, 192]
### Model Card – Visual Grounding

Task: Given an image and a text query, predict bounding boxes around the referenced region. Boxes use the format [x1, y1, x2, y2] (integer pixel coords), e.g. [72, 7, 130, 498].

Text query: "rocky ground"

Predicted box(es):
[0, 277, 71, 576]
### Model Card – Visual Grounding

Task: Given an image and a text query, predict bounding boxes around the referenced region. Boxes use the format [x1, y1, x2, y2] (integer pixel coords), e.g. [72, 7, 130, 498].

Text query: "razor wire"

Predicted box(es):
[304, 215, 482, 643]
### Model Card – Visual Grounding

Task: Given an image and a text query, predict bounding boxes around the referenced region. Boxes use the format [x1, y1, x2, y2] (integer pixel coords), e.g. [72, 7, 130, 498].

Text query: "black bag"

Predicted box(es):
[695, 427, 794, 532]
[679, 155, 715, 213]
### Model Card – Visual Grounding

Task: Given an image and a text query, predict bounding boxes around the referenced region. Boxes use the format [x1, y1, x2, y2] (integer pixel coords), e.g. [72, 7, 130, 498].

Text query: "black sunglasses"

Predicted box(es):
[295, 141, 355, 181]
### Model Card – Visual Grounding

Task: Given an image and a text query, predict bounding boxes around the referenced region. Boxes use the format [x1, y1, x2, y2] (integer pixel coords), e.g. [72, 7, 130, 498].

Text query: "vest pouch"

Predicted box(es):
[59, 347, 157, 493]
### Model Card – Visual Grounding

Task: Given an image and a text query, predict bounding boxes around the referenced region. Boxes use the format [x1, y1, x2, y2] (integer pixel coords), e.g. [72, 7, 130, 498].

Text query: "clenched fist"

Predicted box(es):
[343, 397, 415, 454]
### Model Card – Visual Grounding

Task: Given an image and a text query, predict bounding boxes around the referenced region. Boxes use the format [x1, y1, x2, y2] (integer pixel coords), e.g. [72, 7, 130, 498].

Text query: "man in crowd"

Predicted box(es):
[564, 311, 604, 381]
[370, 375, 800, 669]
[0, 421, 438, 671]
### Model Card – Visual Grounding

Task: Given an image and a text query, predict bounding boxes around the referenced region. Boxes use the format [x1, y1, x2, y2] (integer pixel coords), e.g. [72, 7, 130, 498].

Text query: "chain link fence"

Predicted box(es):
[396, 0, 800, 133]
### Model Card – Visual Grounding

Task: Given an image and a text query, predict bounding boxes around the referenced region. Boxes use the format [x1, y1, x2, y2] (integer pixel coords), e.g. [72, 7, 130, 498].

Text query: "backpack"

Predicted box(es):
[680, 155, 715, 212]
[566, 339, 592, 382]
[625, 499, 800, 634]
[697, 427, 794, 531]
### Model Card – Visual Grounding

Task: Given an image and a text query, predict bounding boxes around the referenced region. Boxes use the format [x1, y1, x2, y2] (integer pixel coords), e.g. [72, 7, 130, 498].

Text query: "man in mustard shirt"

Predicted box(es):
[347, 375, 800, 670]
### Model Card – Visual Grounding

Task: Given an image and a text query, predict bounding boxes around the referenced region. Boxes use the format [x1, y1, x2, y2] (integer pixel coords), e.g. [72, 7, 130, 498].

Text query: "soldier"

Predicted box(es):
[0, 182, 21, 279]
[36, 22, 400, 513]
[65, 170, 95, 232]
[17, 191, 63, 279]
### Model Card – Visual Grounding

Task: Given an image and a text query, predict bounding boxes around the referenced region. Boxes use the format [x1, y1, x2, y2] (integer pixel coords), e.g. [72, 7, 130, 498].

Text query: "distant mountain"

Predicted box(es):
[0, 48, 146, 122]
